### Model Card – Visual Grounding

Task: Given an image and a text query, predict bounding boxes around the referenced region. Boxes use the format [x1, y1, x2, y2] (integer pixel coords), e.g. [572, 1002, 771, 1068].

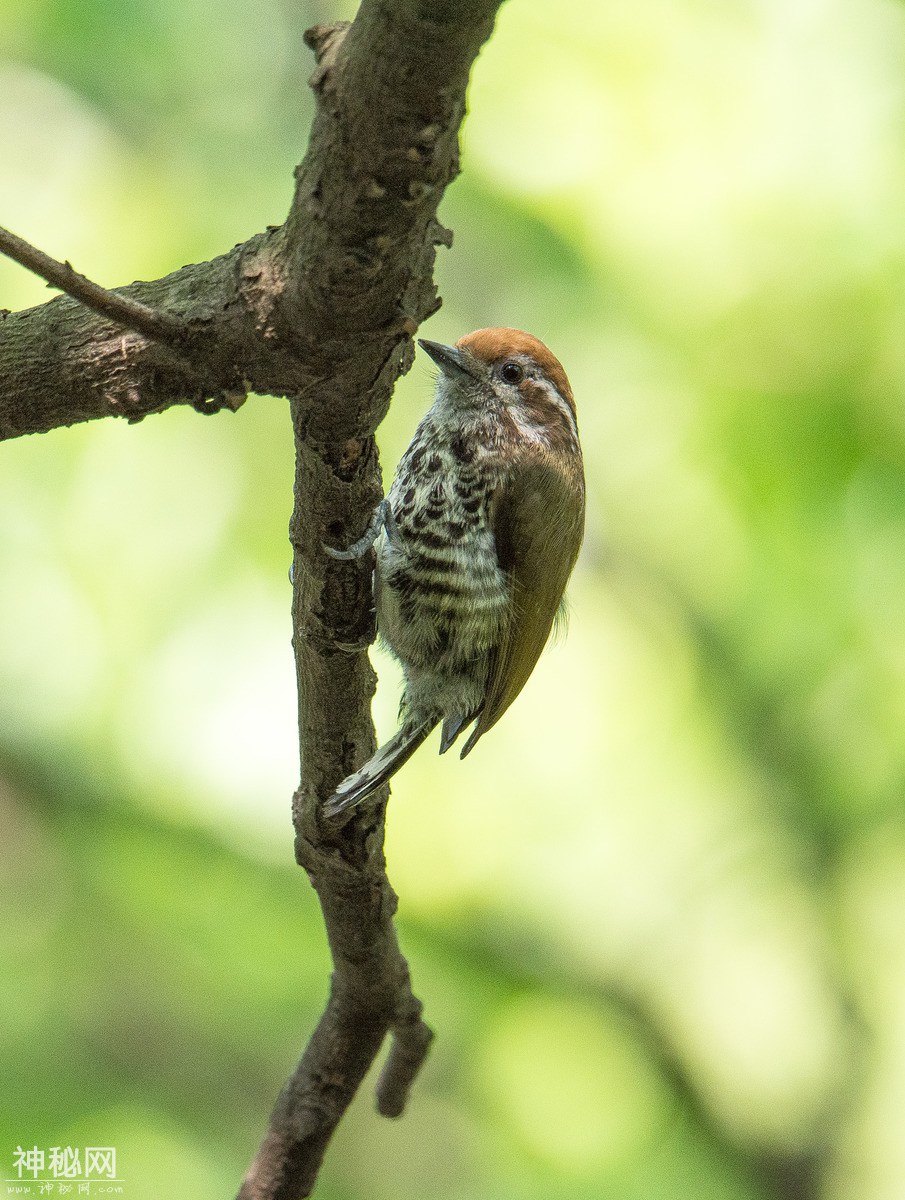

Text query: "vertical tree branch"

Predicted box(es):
[238, 419, 431, 1200]
[237, 6, 501, 1190]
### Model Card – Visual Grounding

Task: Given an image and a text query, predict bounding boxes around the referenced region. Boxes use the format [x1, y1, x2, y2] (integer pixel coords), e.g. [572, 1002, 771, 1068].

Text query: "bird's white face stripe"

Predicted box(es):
[496, 351, 578, 438]
[527, 375, 579, 446]
[509, 405, 552, 447]
[544, 380, 579, 439]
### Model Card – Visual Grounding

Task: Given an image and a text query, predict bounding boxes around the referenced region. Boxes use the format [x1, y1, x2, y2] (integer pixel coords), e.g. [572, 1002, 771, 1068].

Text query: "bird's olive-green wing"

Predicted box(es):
[460, 453, 585, 757]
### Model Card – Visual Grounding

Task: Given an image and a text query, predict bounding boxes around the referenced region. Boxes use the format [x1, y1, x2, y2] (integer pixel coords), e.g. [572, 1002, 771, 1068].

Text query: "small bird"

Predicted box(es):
[324, 328, 585, 816]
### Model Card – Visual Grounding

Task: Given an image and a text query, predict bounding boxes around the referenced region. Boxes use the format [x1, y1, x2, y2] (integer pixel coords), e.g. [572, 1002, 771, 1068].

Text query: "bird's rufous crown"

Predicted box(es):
[456, 327, 574, 412]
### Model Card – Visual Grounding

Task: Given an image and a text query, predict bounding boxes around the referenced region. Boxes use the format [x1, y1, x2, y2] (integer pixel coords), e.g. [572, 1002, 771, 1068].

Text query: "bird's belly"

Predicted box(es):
[376, 526, 508, 670]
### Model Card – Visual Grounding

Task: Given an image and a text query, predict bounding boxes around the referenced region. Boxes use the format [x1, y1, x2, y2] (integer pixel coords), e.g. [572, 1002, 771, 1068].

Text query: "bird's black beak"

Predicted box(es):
[418, 338, 481, 382]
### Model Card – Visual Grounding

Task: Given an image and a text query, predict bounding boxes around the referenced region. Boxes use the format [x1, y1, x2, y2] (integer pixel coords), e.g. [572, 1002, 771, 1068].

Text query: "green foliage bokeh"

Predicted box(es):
[3, 0, 905, 1197]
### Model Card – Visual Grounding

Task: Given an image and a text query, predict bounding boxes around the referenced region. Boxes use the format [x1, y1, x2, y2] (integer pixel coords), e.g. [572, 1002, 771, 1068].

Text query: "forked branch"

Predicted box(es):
[0, 2, 503, 1197]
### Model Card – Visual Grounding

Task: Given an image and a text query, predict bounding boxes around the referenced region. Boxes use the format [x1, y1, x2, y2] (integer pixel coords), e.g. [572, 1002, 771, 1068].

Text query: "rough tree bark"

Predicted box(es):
[0, 1, 504, 1197]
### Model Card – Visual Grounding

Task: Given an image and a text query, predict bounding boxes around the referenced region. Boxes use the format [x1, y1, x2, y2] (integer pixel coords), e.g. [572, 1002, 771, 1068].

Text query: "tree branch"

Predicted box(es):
[0, 4, 491, 444]
[0, 0, 501, 1195]
[0, 231, 302, 438]
[237, 1, 502, 1197]
[0, 223, 186, 346]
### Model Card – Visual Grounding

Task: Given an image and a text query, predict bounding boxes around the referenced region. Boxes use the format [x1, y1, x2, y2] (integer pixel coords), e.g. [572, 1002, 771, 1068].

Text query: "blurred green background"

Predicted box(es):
[2, 0, 905, 1196]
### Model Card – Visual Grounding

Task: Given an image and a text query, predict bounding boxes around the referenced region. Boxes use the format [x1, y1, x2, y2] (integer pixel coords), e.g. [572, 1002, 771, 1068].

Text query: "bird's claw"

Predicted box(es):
[324, 498, 391, 559]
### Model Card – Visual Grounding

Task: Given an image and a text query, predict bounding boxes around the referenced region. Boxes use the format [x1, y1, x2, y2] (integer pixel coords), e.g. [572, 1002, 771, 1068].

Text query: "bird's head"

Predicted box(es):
[418, 327, 578, 451]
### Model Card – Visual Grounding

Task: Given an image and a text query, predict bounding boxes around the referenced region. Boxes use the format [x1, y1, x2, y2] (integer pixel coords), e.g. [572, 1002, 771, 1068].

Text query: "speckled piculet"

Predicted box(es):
[324, 328, 585, 815]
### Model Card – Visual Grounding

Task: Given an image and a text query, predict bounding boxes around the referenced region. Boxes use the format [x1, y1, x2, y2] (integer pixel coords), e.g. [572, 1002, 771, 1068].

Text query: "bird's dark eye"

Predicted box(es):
[500, 361, 523, 385]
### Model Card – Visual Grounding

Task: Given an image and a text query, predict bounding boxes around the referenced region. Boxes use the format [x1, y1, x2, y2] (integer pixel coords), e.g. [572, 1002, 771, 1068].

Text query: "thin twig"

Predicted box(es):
[0, 224, 186, 346]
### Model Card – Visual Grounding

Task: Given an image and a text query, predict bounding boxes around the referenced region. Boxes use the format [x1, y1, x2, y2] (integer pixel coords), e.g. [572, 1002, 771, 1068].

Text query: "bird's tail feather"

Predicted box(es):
[323, 719, 437, 817]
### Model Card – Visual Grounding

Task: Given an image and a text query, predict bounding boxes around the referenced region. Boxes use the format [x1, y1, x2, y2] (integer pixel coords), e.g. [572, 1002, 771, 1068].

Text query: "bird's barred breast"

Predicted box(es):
[379, 543, 507, 666]
[376, 430, 508, 670]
